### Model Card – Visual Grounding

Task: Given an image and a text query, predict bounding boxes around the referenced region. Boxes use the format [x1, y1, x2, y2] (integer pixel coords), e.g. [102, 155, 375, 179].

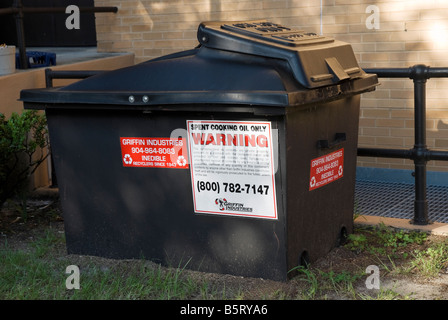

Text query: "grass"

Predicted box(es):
[407, 240, 448, 277]
[0, 230, 224, 300]
[1, 216, 448, 300]
[345, 222, 448, 278]
[0, 231, 66, 299]
[290, 223, 448, 300]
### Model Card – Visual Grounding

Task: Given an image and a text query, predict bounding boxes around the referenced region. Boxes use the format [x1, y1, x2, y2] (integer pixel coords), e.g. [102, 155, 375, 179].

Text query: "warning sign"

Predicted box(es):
[120, 137, 188, 169]
[187, 120, 277, 220]
[309, 148, 344, 191]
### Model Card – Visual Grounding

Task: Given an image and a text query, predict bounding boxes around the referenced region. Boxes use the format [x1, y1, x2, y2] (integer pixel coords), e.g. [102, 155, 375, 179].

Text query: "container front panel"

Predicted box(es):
[46, 109, 288, 281]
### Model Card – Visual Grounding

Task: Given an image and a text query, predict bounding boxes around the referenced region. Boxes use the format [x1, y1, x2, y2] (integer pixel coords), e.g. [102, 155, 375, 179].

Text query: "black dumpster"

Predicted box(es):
[21, 20, 378, 281]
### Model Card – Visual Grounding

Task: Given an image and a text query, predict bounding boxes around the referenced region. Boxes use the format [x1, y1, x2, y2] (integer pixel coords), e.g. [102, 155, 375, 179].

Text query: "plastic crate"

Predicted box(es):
[16, 51, 56, 69]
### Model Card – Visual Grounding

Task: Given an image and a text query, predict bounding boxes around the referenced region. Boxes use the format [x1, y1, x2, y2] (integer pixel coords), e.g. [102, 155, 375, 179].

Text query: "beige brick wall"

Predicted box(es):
[94, 0, 448, 172]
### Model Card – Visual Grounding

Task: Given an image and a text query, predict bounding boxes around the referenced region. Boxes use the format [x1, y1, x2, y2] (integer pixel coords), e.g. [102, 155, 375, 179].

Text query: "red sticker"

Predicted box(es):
[120, 137, 188, 169]
[309, 148, 344, 191]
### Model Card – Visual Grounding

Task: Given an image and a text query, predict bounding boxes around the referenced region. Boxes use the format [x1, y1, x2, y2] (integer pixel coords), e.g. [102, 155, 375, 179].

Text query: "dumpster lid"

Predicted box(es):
[197, 20, 365, 89]
[21, 20, 378, 111]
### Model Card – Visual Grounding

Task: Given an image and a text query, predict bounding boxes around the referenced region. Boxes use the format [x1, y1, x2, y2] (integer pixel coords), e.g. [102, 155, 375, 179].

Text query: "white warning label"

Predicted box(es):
[187, 120, 277, 220]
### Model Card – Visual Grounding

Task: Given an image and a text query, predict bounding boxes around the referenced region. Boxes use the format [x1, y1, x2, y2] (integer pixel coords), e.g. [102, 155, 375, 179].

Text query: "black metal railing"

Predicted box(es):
[359, 65, 448, 225]
[44, 68, 104, 88]
[0, 0, 117, 69]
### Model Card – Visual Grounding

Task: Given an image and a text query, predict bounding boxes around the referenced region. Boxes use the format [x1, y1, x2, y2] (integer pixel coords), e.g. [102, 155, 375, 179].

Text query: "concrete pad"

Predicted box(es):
[355, 215, 448, 236]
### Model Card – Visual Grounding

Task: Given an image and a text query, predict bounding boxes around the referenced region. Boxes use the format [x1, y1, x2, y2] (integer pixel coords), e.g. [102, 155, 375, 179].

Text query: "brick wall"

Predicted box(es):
[93, 0, 448, 172]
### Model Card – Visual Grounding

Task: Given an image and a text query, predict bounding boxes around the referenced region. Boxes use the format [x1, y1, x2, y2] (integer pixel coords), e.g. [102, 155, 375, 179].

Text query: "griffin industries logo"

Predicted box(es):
[215, 198, 253, 212]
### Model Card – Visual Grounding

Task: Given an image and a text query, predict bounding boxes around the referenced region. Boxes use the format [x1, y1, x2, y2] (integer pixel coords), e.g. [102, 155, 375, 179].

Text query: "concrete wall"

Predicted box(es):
[93, 0, 448, 172]
[0, 53, 135, 189]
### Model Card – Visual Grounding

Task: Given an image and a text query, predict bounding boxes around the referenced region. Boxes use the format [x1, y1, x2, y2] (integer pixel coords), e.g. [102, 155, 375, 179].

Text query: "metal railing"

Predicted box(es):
[0, 0, 117, 69]
[44, 69, 104, 88]
[359, 65, 448, 225]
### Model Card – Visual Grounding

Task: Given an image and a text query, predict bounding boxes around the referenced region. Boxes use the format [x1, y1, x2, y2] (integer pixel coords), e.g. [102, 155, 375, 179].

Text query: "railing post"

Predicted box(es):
[410, 65, 430, 225]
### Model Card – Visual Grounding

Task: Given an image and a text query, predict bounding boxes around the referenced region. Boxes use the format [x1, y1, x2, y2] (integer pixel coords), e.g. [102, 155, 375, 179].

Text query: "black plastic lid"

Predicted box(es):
[21, 20, 378, 111]
[197, 20, 366, 89]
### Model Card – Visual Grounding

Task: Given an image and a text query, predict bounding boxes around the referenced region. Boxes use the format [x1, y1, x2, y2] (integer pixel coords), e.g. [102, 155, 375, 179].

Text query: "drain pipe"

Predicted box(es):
[359, 65, 448, 225]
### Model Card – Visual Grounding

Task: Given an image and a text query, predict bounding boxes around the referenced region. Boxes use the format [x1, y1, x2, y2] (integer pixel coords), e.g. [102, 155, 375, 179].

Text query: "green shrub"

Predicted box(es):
[0, 110, 49, 208]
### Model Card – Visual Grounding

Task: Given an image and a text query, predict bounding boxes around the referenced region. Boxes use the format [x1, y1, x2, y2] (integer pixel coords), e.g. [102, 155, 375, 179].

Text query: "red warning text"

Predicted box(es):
[309, 148, 344, 191]
[190, 133, 268, 148]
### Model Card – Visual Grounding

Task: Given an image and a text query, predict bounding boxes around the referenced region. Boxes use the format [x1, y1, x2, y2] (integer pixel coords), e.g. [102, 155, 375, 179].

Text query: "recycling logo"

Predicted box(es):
[215, 198, 228, 211]
[177, 155, 187, 167]
[310, 176, 316, 188]
[123, 154, 133, 165]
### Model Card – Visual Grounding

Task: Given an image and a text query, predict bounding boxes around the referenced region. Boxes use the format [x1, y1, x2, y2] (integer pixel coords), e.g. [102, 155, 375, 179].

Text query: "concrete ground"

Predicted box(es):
[355, 215, 448, 236]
